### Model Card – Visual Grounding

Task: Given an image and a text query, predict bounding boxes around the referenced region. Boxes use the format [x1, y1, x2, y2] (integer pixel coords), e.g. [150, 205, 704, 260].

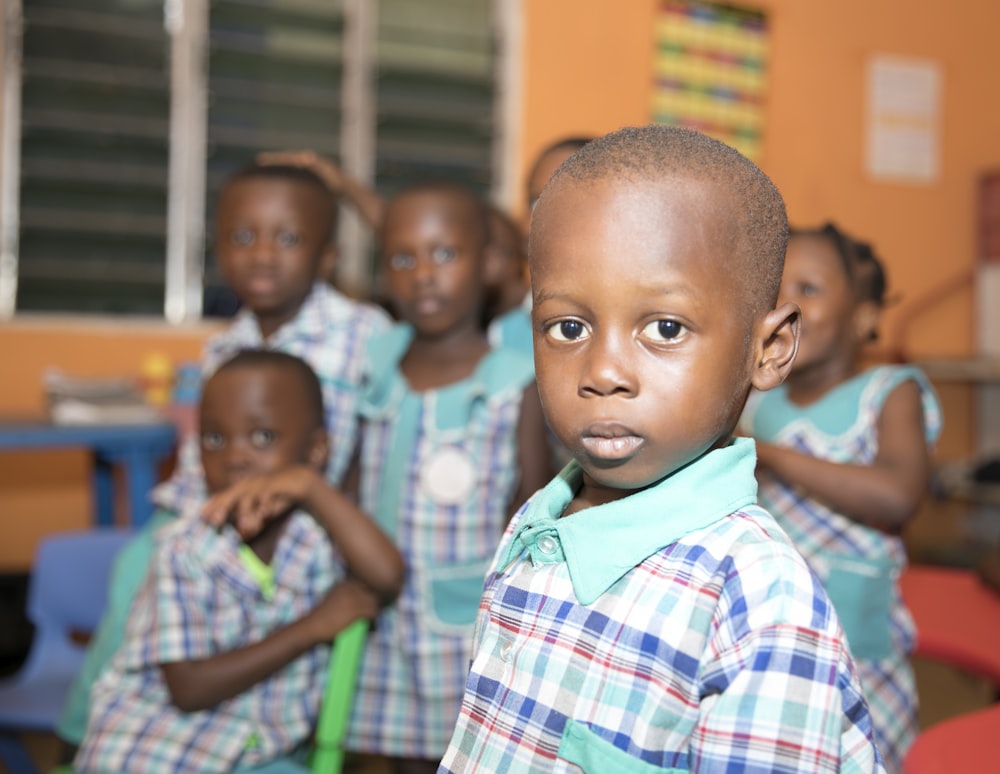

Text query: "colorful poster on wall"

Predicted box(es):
[865, 55, 941, 184]
[651, 0, 768, 161]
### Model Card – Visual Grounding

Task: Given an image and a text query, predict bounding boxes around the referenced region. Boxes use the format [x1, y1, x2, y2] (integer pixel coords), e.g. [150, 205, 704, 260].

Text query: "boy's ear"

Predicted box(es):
[751, 301, 800, 392]
[307, 429, 330, 470]
[318, 244, 338, 282]
[853, 300, 880, 342]
[481, 242, 505, 286]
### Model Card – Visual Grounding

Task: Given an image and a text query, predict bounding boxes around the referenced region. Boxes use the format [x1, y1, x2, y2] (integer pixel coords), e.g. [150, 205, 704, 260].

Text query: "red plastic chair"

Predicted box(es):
[899, 564, 1000, 687]
[904, 703, 1000, 773]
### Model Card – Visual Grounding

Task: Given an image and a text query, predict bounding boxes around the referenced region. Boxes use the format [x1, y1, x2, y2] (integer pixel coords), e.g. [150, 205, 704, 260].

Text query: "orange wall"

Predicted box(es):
[0, 319, 216, 569]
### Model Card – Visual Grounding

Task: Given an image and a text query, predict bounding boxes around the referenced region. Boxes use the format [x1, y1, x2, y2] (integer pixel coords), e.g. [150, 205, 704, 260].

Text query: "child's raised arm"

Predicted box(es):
[161, 576, 379, 712]
[159, 468, 404, 712]
[754, 380, 931, 530]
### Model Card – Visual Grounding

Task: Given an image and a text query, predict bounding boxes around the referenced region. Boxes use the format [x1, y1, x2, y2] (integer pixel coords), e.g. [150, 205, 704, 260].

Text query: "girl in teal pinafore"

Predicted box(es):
[345, 182, 551, 773]
[741, 224, 941, 772]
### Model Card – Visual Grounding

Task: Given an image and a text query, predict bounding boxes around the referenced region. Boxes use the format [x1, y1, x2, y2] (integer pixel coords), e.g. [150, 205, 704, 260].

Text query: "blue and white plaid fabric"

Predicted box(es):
[440, 439, 885, 774]
[741, 365, 941, 771]
[347, 325, 536, 760]
[76, 510, 341, 774]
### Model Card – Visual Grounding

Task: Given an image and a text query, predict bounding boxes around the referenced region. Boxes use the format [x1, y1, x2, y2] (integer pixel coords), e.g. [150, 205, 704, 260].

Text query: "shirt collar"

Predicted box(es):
[498, 437, 758, 605]
[225, 281, 332, 349]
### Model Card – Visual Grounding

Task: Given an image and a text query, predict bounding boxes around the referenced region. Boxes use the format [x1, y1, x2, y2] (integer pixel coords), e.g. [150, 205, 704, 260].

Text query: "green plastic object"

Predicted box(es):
[309, 618, 369, 774]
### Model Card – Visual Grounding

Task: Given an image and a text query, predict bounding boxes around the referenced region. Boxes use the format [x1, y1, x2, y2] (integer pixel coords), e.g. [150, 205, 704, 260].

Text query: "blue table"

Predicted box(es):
[0, 419, 177, 527]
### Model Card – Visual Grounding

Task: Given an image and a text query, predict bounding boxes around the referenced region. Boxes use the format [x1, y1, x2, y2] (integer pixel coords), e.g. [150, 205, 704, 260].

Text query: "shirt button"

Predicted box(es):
[536, 535, 558, 555]
[500, 639, 514, 662]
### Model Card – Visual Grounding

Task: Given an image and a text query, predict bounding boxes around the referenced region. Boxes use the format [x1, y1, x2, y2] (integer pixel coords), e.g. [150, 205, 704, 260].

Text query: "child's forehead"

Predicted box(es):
[204, 365, 302, 405]
[533, 174, 729, 244]
[389, 188, 478, 220]
[384, 188, 487, 243]
[219, 176, 326, 212]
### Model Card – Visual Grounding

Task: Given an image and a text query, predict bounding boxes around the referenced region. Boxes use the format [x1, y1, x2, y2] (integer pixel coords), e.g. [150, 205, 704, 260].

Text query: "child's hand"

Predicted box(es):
[202, 465, 320, 539]
[305, 577, 381, 643]
[256, 149, 344, 192]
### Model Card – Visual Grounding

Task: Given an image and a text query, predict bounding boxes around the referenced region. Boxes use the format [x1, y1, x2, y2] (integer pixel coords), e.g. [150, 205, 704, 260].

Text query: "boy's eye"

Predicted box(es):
[250, 429, 277, 449]
[389, 253, 415, 271]
[545, 319, 590, 342]
[201, 431, 225, 451]
[275, 231, 300, 248]
[431, 245, 457, 264]
[231, 228, 254, 246]
[799, 282, 820, 297]
[641, 319, 686, 342]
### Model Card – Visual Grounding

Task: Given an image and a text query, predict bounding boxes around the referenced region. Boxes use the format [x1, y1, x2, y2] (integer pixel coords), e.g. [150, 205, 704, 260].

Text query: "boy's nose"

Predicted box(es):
[411, 254, 437, 284]
[246, 240, 277, 266]
[221, 440, 254, 475]
[579, 332, 636, 398]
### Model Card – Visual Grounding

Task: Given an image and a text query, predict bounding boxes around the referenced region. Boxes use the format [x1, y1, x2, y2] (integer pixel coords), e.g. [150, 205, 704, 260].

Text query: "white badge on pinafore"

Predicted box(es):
[421, 446, 477, 504]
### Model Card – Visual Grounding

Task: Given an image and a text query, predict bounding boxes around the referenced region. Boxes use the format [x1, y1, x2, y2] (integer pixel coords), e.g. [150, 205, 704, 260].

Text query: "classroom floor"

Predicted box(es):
[2, 493, 998, 774]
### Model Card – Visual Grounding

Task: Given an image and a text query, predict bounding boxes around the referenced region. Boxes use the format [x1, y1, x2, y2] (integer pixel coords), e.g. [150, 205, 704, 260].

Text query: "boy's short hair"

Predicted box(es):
[381, 180, 491, 251]
[536, 125, 788, 319]
[220, 163, 339, 243]
[213, 349, 325, 429]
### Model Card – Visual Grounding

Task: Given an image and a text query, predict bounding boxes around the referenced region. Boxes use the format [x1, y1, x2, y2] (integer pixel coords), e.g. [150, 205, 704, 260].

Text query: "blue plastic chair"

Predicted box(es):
[0, 528, 133, 774]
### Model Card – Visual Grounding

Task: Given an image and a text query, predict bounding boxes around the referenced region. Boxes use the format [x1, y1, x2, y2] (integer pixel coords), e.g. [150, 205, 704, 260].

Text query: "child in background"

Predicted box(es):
[740, 223, 941, 771]
[346, 181, 552, 773]
[487, 137, 594, 357]
[75, 350, 404, 774]
[440, 126, 885, 773]
[524, 136, 593, 217]
[258, 149, 536, 356]
[57, 162, 391, 755]
[483, 205, 531, 356]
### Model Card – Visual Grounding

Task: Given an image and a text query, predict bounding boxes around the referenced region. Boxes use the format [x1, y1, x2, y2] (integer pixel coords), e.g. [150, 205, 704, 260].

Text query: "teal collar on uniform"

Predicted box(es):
[359, 322, 535, 428]
[497, 437, 759, 605]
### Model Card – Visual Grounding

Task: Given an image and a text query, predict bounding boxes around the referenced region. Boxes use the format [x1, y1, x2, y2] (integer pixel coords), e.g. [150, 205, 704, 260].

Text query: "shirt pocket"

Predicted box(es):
[558, 720, 686, 773]
[417, 556, 491, 636]
[821, 552, 895, 662]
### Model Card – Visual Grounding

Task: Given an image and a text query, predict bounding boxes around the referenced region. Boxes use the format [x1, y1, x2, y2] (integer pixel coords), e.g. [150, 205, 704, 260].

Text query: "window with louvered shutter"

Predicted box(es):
[16, 0, 170, 315]
[3, 0, 500, 317]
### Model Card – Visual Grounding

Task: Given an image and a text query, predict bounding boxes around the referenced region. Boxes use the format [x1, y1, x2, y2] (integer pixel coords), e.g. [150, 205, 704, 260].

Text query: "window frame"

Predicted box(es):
[0, 0, 518, 322]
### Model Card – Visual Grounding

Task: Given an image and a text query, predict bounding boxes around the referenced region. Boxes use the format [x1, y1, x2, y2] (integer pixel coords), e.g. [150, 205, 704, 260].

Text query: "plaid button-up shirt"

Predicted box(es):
[76, 510, 341, 774]
[440, 439, 886, 774]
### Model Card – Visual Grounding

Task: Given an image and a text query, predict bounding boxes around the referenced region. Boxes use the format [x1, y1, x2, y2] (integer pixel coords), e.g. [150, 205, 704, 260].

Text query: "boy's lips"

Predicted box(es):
[246, 275, 278, 295]
[580, 422, 644, 461]
[414, 295, 445, 315]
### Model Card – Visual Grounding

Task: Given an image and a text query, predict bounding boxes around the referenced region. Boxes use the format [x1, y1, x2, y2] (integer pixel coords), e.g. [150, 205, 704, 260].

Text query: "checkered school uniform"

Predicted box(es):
[346, 325, 536, 760]
[152, 281, 390, 515]
[75, 510, 341, 774]
[741, 365, 941, 771]
[440, 438, 885, 774]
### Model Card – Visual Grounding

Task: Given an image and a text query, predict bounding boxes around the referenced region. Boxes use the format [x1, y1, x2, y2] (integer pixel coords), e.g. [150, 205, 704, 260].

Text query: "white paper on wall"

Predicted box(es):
[865, 55, 941, 184]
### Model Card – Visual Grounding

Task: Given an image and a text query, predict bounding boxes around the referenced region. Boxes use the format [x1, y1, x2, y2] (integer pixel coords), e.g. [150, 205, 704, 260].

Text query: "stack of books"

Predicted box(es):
[44, 371, 163, 425]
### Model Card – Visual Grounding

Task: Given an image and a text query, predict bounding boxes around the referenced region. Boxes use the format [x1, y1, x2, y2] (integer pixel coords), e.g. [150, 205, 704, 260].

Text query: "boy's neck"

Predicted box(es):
[402, 324, 489, 392]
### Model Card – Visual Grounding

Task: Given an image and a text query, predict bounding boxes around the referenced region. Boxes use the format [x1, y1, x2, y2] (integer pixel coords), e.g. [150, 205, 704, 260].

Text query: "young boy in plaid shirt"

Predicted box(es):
[439, 126, 886, 773]
[75, 350, 403, 774]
